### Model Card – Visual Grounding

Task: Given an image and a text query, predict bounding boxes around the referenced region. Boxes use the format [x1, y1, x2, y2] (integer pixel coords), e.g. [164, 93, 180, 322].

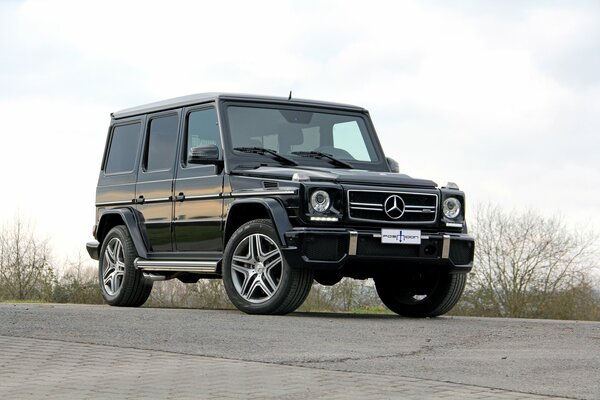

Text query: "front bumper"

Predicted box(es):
[282, 228, 474, 273]
[86, 241, 100, 260]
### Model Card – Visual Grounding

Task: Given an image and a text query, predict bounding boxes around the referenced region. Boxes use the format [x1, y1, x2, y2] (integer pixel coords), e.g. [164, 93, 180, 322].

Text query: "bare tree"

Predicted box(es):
[0, 217, 54, 300]
[55, 253, 103, 304]
[465, 204, 598, 318]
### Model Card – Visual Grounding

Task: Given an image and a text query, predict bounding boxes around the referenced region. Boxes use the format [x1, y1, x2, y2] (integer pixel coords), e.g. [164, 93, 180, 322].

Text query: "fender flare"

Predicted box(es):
[97, 207, 149, 259]
[225, 198, 293, 246]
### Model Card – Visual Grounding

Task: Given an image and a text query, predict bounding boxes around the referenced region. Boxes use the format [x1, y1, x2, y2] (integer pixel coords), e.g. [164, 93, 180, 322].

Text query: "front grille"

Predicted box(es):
[348, 190, 438, 224]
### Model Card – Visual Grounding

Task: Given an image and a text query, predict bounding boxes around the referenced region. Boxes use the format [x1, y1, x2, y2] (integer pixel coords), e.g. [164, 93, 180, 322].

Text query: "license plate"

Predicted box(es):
[381, 229, 421, 245]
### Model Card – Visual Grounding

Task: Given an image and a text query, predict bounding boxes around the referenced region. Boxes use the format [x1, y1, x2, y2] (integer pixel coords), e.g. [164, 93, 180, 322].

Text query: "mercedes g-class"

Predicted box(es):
[86, 93, 474, 316]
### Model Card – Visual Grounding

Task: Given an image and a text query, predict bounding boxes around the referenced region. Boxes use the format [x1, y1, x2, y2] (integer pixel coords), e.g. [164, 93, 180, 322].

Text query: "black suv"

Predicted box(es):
[86, 93, 474, 316]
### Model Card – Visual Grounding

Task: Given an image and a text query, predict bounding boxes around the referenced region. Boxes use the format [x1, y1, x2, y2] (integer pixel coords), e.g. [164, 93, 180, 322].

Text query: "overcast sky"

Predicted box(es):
[0, 0, 598, 263]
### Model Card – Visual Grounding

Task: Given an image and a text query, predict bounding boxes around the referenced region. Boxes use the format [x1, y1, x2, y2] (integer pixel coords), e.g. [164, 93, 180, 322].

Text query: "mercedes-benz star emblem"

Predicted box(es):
[384, 195, 405, 220]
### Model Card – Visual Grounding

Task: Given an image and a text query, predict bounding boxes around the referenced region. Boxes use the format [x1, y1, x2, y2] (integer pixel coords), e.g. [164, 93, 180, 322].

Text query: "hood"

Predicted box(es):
[231, 166, 437, 188]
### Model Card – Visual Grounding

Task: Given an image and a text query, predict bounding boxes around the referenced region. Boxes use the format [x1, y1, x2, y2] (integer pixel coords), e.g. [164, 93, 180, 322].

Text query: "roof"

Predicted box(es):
[111, 92, 366, 119]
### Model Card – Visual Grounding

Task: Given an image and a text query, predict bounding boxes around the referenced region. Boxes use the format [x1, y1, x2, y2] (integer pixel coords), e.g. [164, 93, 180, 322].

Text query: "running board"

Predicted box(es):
[134, 258, 219, 273]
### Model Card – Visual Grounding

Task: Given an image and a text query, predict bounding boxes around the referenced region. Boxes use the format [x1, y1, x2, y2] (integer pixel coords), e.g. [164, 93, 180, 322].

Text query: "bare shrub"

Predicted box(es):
[0, 217, 54, 301]
[53, 254, 103, 304]
[147, 278, 233, 309]
[300, 279, 382, 312]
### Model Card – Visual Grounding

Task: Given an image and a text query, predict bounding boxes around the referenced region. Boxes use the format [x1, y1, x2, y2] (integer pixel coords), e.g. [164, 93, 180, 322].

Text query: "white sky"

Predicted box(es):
[0, 0, 599, 263]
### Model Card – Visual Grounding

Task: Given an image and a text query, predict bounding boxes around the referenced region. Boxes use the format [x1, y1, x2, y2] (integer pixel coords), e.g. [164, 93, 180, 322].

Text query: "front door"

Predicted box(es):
[173, 105, 224, 253]
[136, 111, 181, 252]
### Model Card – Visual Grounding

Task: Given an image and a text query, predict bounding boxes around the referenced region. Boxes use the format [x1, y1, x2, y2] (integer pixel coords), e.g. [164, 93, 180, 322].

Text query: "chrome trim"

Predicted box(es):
[173, 217, 222, 224]
[141, 197, 171, 204]
[134, 259, 218, 273]
[347, 189, 438, 225]
[229, 190, 296, 197]
[441, 235, 450, 259]
[351, 206, 384, 211]
[350, 202, 382, 207]
[95, 200, 133, 207]
[184, 194, 222, 201]
[348, 231, 358, 256]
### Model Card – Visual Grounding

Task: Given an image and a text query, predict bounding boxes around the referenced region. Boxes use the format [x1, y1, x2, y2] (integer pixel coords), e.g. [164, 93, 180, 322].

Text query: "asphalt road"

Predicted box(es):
[1, 303, 599, 399]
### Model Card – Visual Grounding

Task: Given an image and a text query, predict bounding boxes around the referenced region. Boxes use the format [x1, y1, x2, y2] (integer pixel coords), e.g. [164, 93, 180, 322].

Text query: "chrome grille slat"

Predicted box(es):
[347, 189, 438, 224]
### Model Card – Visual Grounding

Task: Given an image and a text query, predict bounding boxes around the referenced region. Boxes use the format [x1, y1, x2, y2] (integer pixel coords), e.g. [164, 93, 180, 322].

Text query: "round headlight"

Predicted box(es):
[443, 197, 461, 219]
[310, 190, 331, 213]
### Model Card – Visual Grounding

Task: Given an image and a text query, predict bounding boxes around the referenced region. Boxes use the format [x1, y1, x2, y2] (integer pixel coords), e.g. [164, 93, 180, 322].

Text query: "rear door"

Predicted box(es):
[173, 104, 224, 253]
[135, 110, 181, 252]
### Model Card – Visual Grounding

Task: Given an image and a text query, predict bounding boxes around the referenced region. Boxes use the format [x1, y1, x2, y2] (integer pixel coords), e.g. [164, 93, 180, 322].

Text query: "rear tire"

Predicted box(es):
[222, 219, 313, 315]
[375, 271, 466, 317]
[98, 226, 152, 307]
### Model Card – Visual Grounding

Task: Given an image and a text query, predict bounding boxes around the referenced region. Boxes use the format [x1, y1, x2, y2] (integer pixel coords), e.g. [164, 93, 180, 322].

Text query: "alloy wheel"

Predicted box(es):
[230, 233, 283, 303]
[102, 237, 126, 296]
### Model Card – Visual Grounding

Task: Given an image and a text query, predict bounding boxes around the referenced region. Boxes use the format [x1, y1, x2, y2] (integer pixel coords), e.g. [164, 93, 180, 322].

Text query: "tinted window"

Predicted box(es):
[227, 106, 378, 162]
[333, 121, 371, 161]
[105, 123, 141, 174]
[146, 114, 179, 171]
[186, 108, 220, 165]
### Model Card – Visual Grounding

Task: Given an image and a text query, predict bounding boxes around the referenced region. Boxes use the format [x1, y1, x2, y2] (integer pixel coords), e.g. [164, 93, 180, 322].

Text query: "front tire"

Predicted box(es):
[222, 219, 313, 315]
[375, 271, 466, 317]
[98, 226, 152, 307]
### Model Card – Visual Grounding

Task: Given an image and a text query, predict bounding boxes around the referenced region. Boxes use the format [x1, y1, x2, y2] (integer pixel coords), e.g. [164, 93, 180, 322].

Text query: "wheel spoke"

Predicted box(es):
[106, 245, 116, 264]
[264, 255, 282, 271]
[248, 235, 260, 262]
[262, 273, 277, 295]
[104, 271, 114, 286]
[103, 265, 115, 281]
[231, 263, 251, 275]
[241, 273, 259, 299]
[258, 278, 273, 297]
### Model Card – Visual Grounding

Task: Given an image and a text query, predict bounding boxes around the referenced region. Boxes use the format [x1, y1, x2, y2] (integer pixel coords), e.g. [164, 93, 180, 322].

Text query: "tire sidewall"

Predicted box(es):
[222, 220, 294, 314]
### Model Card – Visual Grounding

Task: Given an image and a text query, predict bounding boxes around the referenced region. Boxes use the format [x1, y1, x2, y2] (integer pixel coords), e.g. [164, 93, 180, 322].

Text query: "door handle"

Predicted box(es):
[175, 192, 185, 202]
[133, 195, 145, 204]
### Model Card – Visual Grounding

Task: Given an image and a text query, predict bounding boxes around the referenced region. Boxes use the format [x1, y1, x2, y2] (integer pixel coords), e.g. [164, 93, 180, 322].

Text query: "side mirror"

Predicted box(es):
[189, 144, 220, 164]
[386, 157, 399, 173]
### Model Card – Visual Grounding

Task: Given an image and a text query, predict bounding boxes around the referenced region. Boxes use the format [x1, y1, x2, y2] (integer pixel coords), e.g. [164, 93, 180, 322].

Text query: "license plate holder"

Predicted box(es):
[381, 229, 421, 245]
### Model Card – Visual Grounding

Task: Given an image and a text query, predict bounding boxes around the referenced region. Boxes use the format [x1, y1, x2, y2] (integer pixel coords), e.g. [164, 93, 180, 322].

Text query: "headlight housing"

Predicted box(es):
[310, 190, 331, 213]
[302, 185, 343, 223]
[442, 197, 461, 219]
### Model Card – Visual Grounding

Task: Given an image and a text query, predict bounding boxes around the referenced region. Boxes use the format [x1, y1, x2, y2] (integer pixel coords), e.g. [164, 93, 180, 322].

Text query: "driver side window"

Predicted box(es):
[185, 107, 220, 166]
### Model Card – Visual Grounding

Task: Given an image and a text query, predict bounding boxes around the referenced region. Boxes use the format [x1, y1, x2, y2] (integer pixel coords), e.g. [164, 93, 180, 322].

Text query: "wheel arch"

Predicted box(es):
[224, 198, 293, 247]
[97, 208, 149, 259]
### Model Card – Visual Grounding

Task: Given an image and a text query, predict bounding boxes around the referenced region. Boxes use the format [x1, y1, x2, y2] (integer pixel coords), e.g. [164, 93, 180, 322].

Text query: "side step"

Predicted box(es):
[134, 259, 219, 273]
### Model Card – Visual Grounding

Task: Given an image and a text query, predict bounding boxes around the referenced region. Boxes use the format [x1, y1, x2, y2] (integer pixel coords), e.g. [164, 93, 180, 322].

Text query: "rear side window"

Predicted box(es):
[105, 123, 141, 174]
[146, 114, 179, 172]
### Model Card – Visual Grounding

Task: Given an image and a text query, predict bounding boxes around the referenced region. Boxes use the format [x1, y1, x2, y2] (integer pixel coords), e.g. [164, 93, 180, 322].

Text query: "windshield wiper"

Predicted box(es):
[291, 151, 353, 169]
[234, 147, 298, 166]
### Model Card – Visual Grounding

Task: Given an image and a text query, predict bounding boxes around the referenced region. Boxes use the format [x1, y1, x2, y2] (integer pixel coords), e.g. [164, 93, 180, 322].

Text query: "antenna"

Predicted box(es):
[288, 90, 292, 100]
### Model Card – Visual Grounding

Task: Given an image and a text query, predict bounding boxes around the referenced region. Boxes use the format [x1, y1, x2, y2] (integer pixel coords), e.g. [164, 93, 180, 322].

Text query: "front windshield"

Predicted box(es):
[226, 105, 379, 165]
